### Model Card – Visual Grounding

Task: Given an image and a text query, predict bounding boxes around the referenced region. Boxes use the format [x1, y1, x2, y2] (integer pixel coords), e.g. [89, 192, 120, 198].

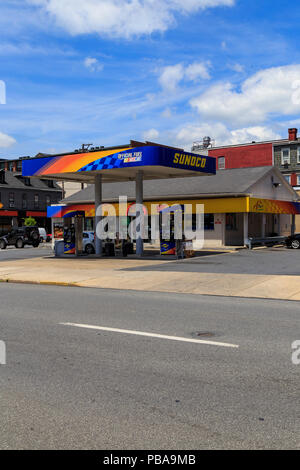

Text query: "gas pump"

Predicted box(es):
[159, 205, 184, 255]
[63, 222, 76, 255]
[159, 210, 176, 255]
[63, 212, 84, 256]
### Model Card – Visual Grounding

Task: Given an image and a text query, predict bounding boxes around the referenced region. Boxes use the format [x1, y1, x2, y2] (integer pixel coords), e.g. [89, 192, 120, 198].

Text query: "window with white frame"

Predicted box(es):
[22, 194, 27, 209]
[218, 156, 225, 170]
[297, 174, 300, 186]
[298, 147, 300, 164]
[281, 148, 290, 165]
[284, 175, 291, 184]
[9, 192, 15, 208]
[34, 194, 39, 209]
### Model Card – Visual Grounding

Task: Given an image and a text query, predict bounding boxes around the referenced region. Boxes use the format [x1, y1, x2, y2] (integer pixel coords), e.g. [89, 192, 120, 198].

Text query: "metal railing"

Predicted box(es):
[247, 236, 286, 250]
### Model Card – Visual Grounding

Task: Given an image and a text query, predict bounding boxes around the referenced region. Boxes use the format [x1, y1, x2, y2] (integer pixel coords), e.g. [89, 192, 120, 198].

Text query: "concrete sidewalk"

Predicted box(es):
[1, 254, 300, 301]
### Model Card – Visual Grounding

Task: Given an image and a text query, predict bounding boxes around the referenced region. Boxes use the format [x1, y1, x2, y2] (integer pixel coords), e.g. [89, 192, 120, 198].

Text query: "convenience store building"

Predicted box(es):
[50, 165, 300, 248]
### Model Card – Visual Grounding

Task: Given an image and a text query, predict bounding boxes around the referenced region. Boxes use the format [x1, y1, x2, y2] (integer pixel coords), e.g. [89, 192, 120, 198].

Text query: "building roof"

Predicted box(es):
[0, 171, 61, 192]
[62, 166, 288, 204]
[208, 138, 300, 151]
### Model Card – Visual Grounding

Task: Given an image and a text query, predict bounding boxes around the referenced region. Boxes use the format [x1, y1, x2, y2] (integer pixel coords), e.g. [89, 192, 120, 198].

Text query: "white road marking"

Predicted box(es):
[60, 322, 239, 349]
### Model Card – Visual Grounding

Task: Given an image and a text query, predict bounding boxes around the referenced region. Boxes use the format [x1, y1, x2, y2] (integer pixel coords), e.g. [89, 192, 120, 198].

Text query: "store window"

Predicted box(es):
[281, 148, 290, 165]
[34, 194, 39, 209]
[190, 213, 214, 232]
[204, 214, 214, 230]
[218, 156, 225, 170]
[9, 192, 15, 208]
[0, 217, 11, 236]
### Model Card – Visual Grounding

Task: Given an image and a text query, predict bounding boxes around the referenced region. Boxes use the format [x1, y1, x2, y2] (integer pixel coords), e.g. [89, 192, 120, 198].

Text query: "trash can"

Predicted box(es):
[105, 242, 115, 257]
[54, 240, 64, 257]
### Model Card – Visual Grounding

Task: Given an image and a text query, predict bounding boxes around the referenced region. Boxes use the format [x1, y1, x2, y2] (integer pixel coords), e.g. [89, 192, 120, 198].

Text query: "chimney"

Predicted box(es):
[288, 128, 298, 141]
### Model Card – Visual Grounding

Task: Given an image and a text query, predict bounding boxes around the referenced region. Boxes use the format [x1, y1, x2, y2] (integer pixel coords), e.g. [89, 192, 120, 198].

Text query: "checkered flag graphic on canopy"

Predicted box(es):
[78, 154, 122, 172]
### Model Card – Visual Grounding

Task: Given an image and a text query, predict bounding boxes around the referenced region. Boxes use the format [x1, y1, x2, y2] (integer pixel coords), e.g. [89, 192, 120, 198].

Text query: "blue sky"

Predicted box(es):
[1, 0, 300, 158]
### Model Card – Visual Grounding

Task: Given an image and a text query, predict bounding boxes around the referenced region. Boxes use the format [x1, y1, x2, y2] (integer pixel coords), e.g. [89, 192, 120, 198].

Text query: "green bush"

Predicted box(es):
[24, 217, 37, 227]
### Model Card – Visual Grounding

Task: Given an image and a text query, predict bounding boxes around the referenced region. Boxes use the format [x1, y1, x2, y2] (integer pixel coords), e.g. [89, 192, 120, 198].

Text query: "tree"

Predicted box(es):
[24, 216, 37, 227]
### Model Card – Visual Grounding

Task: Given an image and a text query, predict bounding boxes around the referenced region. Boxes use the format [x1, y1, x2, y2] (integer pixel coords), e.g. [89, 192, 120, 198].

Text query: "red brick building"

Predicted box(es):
[207, 128, 300, 190]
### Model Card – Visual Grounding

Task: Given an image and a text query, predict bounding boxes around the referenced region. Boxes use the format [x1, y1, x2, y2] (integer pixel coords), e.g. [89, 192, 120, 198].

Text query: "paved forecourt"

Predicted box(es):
[1, 249, 300, 301]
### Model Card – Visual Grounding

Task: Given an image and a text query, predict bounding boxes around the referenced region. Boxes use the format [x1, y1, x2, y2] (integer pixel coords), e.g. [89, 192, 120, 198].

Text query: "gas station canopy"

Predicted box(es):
[22, 142, 216, 182]
[22, 141, 216, 257]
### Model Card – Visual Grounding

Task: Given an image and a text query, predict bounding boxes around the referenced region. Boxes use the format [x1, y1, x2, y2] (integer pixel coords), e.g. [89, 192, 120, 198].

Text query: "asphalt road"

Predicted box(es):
[0, 244, 52, 261]
[0, 283, 299, 450]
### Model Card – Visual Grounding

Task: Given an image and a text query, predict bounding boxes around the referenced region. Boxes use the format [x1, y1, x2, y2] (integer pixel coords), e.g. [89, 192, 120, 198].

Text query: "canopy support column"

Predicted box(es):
[261, 213, 266, 238]
[95, 174, 103, 256]
[136, 171, 144, 257]
[291, 214, 296, 236]
[244, 212, 249, 247]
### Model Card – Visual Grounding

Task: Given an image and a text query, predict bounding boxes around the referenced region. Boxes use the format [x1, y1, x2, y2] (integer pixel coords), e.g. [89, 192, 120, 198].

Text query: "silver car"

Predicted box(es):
[83, 231, 95, 254]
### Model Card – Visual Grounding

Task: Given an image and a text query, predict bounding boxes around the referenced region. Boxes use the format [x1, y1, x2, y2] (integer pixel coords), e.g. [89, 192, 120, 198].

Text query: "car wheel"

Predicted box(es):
[32, 241, 40, 248]
[30, 230, 39, 242]
[291, 239, 300, 249]
[0, 240, 7, 249]
[85, 243, 95, 254]
[15, 238, 24, 249]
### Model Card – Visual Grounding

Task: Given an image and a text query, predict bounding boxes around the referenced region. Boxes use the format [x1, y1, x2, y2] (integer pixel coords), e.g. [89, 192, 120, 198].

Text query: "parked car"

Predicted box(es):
[83, 231, 95, 254]
[38, 227, 47, 243]
[0, 226, 40, 249]
[285, 233, 300, 249]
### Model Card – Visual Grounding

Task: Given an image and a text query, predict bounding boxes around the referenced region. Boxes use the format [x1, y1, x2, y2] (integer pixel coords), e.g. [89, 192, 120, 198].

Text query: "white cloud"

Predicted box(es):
[174, 122, 281, 149]
[159, 61, 211, 92]
[229, 126, 281, 144]
[230, 63, 244, 73]
[0, 132, 16, 148]
[0, 42, 75, 56]
[143, 128, 159, 141]
[84, 56, 103, 72]
[27, 0, 235, 38]
[185, 61, 211, 81]
[161, 107, 172, 118]
[190, 64, 300, 126]
[159, 64, 184, 92]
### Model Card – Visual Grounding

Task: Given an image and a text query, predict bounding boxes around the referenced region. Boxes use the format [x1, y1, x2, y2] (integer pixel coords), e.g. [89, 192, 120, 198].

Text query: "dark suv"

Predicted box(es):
[0, 227, 40, 249]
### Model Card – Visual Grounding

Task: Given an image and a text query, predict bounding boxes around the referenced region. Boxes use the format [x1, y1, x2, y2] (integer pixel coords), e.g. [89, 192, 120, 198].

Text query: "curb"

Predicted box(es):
[0, 278, 78, 288]
[1, 277, 300, 302]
